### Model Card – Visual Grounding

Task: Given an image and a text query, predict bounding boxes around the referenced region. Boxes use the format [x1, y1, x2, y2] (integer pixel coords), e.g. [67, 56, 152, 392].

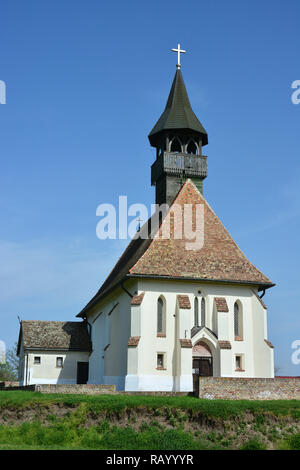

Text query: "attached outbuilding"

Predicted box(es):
[17, 320, 92, 385]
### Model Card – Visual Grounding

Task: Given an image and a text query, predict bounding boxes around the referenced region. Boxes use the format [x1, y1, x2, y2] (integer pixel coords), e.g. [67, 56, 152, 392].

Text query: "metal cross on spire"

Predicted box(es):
[172, 43, 186, 69]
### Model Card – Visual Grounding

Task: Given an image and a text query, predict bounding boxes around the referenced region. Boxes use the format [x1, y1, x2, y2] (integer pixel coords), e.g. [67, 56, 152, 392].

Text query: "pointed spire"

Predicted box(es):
[148, 69, 208, 147]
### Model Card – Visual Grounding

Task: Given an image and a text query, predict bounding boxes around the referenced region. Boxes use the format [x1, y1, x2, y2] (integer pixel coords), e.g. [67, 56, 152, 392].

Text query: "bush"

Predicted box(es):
[240, 438, 267, 450]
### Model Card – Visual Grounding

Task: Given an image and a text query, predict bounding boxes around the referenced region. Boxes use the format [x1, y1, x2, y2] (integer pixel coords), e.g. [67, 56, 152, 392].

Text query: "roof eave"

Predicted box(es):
[23, 347, 92, 353]
[125, 273, 275, 291]
[77, 272, 274, 319]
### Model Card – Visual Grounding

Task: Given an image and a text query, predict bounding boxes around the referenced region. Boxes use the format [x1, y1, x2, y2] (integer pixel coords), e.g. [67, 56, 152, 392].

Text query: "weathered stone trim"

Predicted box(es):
[218, 340, 232, 349]
[177, 295, 191, 309]
[179, 339, 193, 348]
[214, 297, 229, 312]
[131, 292, 145, 305]
[235, 336, 243, 341]
[157, 333, 166, 338]
[128, 336, 141, 347]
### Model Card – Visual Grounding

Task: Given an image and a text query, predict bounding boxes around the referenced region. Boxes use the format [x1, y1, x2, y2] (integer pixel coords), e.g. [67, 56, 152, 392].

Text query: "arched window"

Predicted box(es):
[201, 298, 206, 326]
[157, 296, 166, 335]
[170, 137, 182, 153]
[234, 301, 243, 339]
[187, 139, 198, 155]
[194, 297, 199, 327]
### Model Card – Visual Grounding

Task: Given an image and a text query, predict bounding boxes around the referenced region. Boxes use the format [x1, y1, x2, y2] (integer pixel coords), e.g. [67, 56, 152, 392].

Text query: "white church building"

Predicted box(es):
[76, 49, 275, 392]
[18, 46, 275, 391]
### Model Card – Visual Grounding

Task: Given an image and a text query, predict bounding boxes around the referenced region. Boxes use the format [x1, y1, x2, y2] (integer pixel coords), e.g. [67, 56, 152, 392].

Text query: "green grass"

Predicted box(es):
[0, 420, 216, 450]
[0, 391, 299, 450]
[0, 391, 299, 418]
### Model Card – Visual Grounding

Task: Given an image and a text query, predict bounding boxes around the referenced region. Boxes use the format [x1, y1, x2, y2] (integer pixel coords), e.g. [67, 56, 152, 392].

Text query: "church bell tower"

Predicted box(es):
[148, 44, 208, 206]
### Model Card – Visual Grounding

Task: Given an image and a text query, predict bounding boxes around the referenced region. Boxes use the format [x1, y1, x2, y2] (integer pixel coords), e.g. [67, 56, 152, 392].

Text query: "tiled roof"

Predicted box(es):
[131, 292, 145, 305]
[148, 69, 208, 147]
[78, 179, 273, 317]
[214, 297, 229, 312]
[18, 321, 92, 353]
[179, 339, 193, 348]
[128, 336, 141, 347]
[264, 339, 274, 349]
[218, 340, 232, 349]
[177, 295, 191, 309]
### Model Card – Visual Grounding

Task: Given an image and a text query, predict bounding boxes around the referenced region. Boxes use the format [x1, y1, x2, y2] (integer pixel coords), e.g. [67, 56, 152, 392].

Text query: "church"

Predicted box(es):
[76, 45, 275, 392]
[17, 46, 275, 391]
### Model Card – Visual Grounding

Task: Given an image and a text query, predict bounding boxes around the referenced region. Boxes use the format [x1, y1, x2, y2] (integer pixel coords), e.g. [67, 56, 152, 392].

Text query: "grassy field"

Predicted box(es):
[0, 391, 299, 450]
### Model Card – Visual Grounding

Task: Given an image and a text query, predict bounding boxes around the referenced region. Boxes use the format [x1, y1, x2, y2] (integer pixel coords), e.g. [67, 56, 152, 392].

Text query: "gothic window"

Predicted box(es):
[201, 297, 206, 327]
[194, 297, 199, 327]
[234, 301, 243, 339]
[170, 137, 182, 153]
[187, 139, 198, 155]
[157, 296, 166, 335]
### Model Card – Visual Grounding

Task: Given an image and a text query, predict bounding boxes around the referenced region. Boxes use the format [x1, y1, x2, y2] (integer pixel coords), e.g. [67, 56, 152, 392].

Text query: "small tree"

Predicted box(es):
[0, 343, 18, 382]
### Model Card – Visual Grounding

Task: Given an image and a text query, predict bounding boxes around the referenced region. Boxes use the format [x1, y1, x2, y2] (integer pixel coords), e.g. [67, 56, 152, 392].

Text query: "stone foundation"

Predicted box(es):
[35, 384, 116, 394]
[198, 377, 300, 400]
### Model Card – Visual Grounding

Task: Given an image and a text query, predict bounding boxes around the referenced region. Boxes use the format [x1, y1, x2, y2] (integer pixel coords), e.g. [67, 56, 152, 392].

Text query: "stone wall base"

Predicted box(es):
[198, 377, 300, 400]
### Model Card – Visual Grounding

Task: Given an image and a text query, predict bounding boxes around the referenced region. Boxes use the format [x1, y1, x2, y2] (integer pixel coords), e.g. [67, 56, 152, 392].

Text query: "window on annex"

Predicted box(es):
[34, 356, 41, 364]
[56, 357, 63, 368]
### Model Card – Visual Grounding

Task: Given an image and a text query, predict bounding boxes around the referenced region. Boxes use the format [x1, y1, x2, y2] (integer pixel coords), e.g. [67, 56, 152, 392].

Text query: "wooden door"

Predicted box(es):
[77, 362, 89, 384]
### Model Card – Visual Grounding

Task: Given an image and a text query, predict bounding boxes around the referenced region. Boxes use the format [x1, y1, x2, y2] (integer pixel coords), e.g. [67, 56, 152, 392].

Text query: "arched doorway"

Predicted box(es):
[192, 341, 213, 392]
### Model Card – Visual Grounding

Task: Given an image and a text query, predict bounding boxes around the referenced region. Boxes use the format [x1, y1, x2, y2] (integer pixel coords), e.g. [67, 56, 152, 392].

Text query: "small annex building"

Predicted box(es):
[17, 320, 92, 385]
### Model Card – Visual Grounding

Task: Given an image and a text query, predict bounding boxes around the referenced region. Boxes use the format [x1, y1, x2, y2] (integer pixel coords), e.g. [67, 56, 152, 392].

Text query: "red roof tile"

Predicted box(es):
[179, 339, 193, 348]
[264, 339, 274, 349]
[130, 180, 273, 286]
[128, 336, 140, 347]
[214, 297, 229, 312]
[78, 179, 273, 316]
[131, 292, 145, 305]
[177, 295, 191, 309]
[218, 340, 232, 349]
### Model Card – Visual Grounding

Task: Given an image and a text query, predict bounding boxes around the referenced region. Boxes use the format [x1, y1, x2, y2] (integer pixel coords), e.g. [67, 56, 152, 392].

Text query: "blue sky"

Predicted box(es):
[0, 0, 299, 375]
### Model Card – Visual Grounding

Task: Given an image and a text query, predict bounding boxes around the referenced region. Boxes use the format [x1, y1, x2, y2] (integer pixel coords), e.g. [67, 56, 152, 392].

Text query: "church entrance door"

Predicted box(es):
[192, 341, 213, 394]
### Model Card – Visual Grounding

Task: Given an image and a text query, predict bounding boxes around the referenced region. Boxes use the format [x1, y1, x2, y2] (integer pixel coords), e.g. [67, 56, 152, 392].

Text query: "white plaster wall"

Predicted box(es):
[133, 279, 273, 384]
[87, 286, 132, 390]
[21, 350, 90, 385]
[87, 278, 274, 391]
[251, 293, 274, 377]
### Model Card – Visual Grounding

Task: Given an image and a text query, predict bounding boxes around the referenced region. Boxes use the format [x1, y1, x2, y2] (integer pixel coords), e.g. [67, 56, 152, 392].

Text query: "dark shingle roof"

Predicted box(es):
[18, 321, 92, 353]
[77, 179, 274, 317]
[148, 70, 208, 147]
